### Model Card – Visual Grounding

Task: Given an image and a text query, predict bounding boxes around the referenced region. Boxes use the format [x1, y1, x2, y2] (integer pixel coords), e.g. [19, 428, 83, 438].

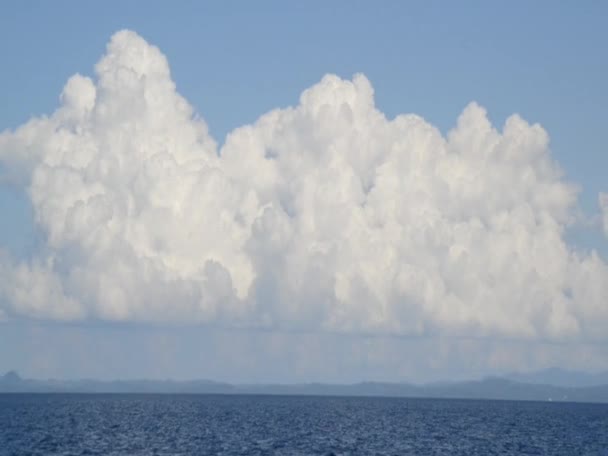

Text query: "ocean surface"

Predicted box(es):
[0, 394, 607, 455]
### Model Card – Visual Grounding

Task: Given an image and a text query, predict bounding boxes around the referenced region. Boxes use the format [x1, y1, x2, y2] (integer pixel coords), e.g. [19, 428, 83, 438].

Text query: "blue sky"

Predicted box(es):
[0, 1, 607, 382]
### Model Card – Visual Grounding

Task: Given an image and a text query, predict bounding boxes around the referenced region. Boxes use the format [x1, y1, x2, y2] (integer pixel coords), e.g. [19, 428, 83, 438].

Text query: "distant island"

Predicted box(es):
[2, 369, 608, 404]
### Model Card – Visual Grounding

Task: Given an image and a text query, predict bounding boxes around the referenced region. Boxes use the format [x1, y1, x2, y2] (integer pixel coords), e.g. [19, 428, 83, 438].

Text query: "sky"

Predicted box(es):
[0, 1, 607, 383]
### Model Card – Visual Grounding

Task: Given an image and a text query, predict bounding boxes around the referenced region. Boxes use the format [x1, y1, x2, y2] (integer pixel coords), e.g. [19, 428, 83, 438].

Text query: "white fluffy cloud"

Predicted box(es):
[1, 30, 607, 340]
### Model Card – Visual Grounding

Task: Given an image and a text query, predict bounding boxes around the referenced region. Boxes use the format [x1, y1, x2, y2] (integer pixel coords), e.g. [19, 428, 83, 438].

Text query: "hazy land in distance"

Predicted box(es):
[2, 369, 608, 404]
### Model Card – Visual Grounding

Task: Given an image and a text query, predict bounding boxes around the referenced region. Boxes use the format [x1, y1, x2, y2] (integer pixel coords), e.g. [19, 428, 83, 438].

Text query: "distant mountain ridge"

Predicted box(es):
[3, 369, 608, 403]
[504, 367, 608, 388]
[0, 371, 234, 394]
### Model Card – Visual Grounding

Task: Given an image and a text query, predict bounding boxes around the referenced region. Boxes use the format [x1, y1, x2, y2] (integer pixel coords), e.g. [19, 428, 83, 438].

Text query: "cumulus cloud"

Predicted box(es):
[1, 30, 607, 340]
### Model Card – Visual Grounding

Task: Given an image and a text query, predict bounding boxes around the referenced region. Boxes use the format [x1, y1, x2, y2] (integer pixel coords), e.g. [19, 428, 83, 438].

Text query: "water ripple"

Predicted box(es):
[0, 394, 607, 455]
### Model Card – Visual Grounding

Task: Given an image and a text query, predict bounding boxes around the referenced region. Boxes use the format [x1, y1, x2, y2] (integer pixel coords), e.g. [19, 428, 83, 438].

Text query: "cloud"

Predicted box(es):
[1, 30, 607, 340]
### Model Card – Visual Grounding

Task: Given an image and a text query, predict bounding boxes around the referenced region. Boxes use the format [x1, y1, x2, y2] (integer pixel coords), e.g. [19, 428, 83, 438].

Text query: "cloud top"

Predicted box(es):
[1, 30, 607, 340]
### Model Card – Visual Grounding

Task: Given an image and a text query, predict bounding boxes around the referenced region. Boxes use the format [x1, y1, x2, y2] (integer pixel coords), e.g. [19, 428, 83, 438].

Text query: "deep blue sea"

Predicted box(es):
[0, 394, 607, 455]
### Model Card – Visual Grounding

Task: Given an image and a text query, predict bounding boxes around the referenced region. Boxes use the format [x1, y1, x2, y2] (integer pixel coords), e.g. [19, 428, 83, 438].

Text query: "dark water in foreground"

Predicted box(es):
[0, 394, 607, 455]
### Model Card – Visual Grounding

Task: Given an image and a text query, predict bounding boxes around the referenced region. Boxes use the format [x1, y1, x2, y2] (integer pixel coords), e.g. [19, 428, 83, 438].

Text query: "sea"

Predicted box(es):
[0, 394, 607, 455]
